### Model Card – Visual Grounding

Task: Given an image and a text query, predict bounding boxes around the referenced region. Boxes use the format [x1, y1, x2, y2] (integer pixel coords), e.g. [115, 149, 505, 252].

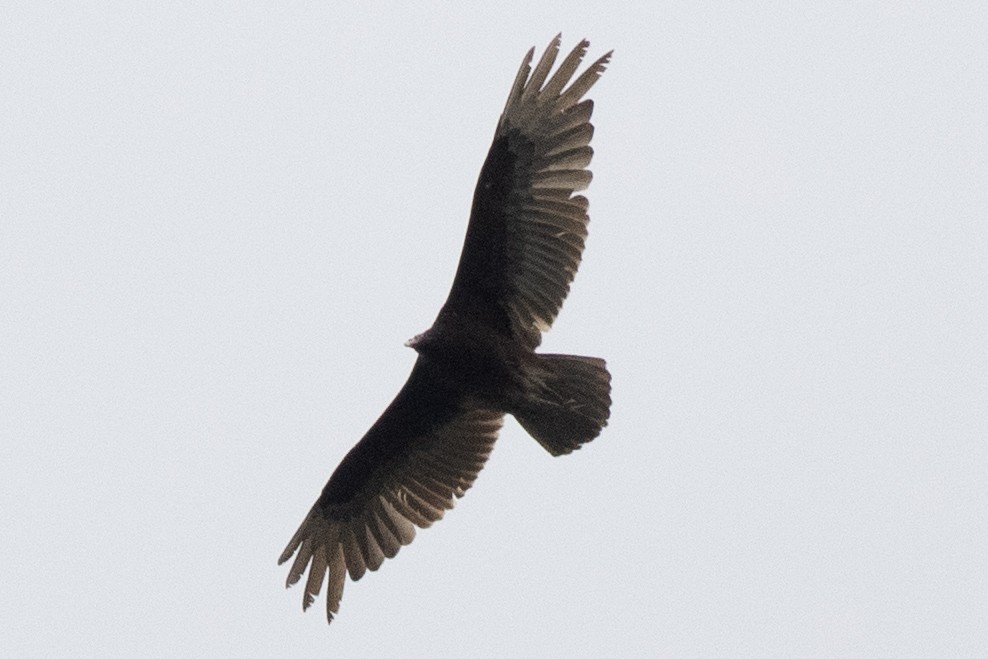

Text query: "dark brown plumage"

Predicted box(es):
[279, 36, 612, 623]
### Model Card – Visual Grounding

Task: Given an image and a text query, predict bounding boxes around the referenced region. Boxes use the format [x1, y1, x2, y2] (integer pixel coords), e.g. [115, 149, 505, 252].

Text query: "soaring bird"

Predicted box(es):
[280, 36, 612, 623]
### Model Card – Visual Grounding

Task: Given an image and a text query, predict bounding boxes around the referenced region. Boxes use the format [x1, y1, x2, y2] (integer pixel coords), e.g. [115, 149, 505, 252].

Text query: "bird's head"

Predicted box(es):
[404, 328, 433, 352]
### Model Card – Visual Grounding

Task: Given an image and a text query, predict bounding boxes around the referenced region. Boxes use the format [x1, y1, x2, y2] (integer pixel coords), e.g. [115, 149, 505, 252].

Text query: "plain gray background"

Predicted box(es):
[3, 2, 986, 656]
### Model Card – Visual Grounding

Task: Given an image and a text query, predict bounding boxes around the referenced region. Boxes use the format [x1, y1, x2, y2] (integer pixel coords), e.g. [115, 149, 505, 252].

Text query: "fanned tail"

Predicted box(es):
[514, 354, 611, 456]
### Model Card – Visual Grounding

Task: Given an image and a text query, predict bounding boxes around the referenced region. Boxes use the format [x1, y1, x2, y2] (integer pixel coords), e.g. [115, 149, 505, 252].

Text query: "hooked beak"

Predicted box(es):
[404, 331, 425, 349]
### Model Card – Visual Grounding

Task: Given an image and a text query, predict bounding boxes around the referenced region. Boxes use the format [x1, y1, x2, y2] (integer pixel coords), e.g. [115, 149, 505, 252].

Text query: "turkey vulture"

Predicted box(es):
[280, 36, 612, 623]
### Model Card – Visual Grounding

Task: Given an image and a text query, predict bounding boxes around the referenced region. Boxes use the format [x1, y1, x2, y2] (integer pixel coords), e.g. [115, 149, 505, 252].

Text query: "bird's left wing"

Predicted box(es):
[440, 37, 612, 348]
[279, 359, 504, 623]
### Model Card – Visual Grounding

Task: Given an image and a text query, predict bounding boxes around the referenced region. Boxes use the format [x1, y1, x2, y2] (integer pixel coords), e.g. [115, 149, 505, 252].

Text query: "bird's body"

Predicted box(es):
[406, 311, 532, 407]
[280, 36, 613, 623]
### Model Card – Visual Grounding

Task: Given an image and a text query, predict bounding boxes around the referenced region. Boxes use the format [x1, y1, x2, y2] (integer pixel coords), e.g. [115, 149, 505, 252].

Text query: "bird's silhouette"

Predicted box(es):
[280, 35, 612, 623]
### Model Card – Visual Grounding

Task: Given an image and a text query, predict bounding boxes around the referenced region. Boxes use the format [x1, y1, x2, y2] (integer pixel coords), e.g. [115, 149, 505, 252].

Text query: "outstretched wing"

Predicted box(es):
[279, 359, 504, 623]
[440, 36, 612, 348]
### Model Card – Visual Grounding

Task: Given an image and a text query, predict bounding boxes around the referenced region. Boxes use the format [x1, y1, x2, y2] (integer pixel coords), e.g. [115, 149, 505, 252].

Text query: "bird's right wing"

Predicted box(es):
[440, 36, 612, 348]
[279, 359, 504, 623]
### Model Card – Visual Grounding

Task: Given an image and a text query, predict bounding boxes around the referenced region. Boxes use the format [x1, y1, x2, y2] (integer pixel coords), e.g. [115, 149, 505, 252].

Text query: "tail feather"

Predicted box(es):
[514, 354, 611, 456]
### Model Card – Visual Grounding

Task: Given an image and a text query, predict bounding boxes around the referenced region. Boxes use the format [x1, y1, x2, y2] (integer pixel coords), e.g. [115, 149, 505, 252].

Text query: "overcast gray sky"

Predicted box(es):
[3, 2, 987, 657]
